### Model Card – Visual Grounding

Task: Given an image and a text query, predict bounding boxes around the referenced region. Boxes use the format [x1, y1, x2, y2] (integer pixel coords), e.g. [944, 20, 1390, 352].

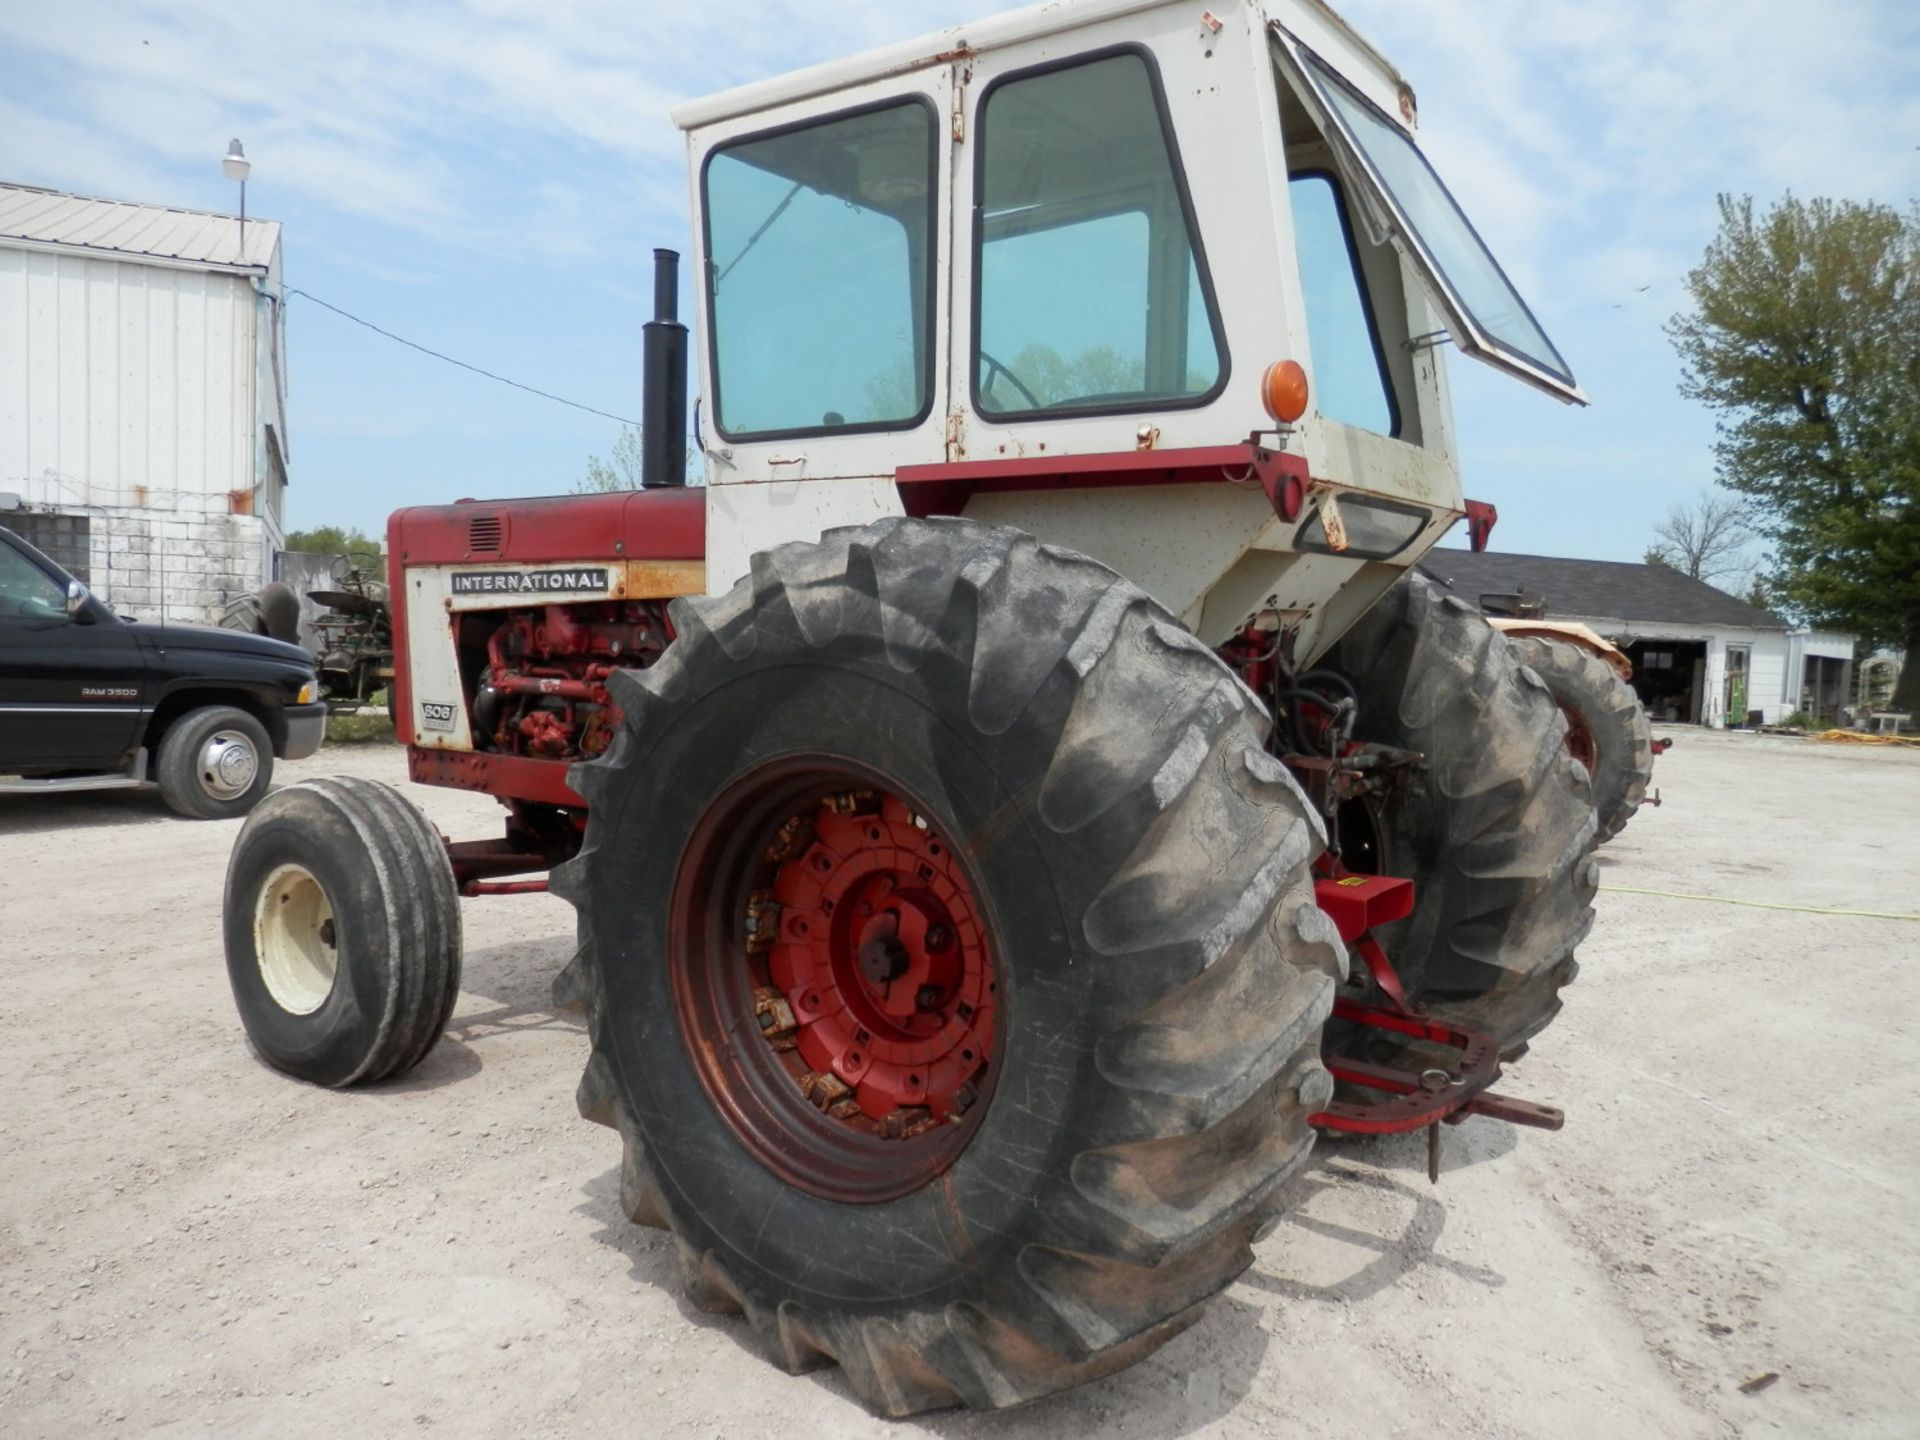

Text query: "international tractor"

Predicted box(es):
[223, 0, 1609, 1415]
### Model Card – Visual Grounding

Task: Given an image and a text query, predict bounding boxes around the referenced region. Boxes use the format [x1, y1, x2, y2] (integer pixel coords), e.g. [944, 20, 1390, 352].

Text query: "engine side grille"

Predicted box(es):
[467, 514, 504, 554]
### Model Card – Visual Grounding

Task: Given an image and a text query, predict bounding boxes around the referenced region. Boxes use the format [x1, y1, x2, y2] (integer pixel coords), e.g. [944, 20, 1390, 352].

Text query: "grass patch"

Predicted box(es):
[325, 711, 396, 745]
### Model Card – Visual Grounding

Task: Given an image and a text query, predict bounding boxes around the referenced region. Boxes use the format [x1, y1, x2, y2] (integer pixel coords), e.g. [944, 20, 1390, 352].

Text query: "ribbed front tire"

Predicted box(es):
[553, 517, 1345, 1415]
[223, 777, 462, 1085]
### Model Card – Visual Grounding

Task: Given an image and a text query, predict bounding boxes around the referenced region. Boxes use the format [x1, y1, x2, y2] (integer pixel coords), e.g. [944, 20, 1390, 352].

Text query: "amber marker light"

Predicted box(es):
[1261, 359, 1310, 424]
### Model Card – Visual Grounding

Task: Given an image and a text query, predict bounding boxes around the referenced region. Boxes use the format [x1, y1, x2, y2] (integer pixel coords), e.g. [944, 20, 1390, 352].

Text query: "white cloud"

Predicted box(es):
[0, 0, 1012, 258]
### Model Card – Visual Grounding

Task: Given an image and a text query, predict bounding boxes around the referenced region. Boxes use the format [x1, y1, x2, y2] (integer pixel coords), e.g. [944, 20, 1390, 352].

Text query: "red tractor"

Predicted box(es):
[223, 0, 1600, 1414]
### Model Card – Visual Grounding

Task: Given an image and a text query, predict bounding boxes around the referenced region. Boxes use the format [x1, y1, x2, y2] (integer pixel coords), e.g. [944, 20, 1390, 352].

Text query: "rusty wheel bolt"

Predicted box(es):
[924, 924, 951, 951]
[914, 984, 944, 1011]
[318, 918, 337, 948]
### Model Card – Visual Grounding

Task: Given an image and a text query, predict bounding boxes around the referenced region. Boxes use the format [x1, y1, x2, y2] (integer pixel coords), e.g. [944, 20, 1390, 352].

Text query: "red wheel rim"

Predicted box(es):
[667, 759, 1001, 1203]
[1556, 700, 1598, 775]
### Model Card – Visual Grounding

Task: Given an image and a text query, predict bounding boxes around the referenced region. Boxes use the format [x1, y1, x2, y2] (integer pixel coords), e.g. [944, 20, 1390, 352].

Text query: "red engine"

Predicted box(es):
[468, 601, 671, 761]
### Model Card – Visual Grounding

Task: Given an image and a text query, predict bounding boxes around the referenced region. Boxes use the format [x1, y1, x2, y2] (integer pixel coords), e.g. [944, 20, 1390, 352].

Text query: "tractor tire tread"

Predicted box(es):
[557, 516, 1341, 1415]
[1506, 635, 1655, 843]
[1332, 574, 1598, 1055]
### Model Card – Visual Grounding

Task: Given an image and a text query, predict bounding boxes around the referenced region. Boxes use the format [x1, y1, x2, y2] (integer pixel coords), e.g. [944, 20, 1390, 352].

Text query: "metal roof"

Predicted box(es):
[0, 182, 278, 273]
[1416, 549, 1788, 632]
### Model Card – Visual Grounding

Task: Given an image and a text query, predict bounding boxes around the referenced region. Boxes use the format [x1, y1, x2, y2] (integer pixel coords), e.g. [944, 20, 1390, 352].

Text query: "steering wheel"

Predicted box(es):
[979, 350, 1043, 412]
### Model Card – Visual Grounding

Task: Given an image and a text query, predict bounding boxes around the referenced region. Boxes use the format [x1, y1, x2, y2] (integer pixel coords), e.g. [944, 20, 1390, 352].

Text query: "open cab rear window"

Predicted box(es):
[1272, 28, 1584, 405]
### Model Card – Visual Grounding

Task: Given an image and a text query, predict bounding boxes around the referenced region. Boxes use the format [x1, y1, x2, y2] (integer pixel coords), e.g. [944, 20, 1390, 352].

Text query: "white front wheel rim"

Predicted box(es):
[253, 863, 338, 1014]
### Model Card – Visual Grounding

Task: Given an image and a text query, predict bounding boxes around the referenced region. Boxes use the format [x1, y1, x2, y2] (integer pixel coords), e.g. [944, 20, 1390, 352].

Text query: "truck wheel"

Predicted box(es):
[1505, 636, 1654, 844]
[1329, 574, 1597, 1055]
[155, 705, 274, 819]
[223, 777, 462, 1086]
[553, 517, 1343, 1416]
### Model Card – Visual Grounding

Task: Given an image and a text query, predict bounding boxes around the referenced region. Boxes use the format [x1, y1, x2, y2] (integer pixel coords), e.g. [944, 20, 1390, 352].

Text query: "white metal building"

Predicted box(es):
[0, 181, 288, 622]
[1418, 549, 1857, 728]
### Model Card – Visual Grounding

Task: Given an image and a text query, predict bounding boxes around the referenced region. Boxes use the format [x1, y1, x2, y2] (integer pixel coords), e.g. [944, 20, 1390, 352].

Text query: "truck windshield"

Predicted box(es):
[1277, 34, 1578, 401]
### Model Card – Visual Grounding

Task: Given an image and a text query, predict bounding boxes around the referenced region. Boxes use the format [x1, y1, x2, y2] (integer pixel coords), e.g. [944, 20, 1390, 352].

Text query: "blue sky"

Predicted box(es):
[3, 0, 1916, 562]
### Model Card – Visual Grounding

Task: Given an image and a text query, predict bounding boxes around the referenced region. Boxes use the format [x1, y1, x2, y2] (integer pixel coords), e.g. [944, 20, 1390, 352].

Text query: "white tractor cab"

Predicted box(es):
[678, 0, 1580, 660]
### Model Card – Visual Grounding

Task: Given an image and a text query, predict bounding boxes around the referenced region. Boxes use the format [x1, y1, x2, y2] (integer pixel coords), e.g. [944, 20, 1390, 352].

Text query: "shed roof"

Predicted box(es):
[0, 182, 278, 273]
[1416, 548, 1788, 631]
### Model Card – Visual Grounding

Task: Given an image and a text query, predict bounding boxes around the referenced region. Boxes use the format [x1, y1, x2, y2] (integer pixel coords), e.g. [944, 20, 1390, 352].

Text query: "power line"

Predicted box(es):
[286, 287, 641, 427]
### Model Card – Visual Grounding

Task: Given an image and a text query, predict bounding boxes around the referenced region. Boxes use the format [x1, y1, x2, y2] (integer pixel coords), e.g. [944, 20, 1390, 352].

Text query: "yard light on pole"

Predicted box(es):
[222, 138, 251, 264]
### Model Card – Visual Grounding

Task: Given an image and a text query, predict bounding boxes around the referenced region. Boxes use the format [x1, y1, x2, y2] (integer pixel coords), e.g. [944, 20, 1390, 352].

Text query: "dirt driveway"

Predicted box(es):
[3, 727, 1916, 1438]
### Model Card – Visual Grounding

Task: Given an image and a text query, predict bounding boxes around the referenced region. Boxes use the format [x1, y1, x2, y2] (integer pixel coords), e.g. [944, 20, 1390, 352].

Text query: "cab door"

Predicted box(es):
[947, 33, 1237, 461]
[0, 535, 145, 769]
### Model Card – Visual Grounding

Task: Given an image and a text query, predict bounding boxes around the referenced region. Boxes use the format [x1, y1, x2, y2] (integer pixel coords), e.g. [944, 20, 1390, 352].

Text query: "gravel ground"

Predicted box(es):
[2, 726, 1916, 1438]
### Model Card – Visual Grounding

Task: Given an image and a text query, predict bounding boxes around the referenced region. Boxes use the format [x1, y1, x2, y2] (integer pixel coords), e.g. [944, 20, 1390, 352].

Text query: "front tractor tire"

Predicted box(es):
[1331, 574, 1598, 1056]
[553, 518, 1345, 1416]
[1504, 636, 1654, 844]
[223, 777, 463, 1086]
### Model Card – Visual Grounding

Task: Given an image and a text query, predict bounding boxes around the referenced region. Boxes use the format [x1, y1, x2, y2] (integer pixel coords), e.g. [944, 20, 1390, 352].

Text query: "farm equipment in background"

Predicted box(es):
[220, 0, 1608, 1416]
[222, 554, 395, 711]
[305, 559, 394, 712]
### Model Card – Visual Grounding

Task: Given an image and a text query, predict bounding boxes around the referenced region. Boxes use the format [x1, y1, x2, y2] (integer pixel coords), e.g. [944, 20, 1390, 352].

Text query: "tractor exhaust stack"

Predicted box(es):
[641, 247, 688, 488]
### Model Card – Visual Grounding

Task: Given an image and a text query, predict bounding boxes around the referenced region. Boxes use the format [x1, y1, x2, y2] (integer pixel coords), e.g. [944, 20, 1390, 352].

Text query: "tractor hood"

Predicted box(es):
[1271, 23, 1586, 405]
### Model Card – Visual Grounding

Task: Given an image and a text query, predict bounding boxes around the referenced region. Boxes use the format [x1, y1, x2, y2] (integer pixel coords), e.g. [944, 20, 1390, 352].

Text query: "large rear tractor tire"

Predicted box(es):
[553, 517, 1345, 1416]
[223, 777, 463, 1086]
[1329, 574, 1598, 1056]
[1505, 636, 1654, 844]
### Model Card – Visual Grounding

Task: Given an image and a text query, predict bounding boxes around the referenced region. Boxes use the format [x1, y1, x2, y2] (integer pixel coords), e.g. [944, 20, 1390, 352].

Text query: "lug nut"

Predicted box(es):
[915, 985, 945, 1011]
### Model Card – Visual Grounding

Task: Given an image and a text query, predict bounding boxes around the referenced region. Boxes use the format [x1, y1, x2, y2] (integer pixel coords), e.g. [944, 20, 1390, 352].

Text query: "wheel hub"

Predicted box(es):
[767, 794, 997, 1130]
[669, 767, 1002, 1200]
[252, 862, 338, 1015]
[201, 730, 259, 798]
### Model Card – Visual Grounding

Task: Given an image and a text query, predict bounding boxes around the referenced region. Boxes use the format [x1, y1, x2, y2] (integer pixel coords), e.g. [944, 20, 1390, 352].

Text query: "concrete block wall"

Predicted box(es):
[83, 505, 272, 625]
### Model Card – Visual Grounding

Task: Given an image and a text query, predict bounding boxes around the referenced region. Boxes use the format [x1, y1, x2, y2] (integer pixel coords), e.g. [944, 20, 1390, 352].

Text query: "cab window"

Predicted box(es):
[973, 50, 1226, 417]
[703, 99, 937, 439]
[0, 542, 67, 619]
[1289, 171, 1398, 436]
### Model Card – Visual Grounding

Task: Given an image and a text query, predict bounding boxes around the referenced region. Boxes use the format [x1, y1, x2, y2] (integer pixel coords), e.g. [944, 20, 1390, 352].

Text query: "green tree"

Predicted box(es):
[284, 524, 379, 558]
[1669, 194, 1920, 709]
[577, 425, 645, 493]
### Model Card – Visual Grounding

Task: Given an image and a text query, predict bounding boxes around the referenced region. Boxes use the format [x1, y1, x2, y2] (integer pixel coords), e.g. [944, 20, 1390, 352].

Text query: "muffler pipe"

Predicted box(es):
[641, 247, 688, 488]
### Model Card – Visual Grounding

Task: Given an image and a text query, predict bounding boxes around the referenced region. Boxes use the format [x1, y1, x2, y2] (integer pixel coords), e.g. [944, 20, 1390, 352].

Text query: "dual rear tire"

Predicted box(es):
[1330, 575, 1599, 1056]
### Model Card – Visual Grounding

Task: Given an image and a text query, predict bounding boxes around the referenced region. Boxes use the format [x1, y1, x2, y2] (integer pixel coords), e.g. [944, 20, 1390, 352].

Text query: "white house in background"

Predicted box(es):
[1418, 549, 1856, 728]
[0, 181, 288, 623]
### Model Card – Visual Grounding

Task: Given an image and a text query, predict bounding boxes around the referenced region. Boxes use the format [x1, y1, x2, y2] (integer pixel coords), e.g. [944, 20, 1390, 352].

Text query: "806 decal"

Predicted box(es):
[420, 701, 458, 732]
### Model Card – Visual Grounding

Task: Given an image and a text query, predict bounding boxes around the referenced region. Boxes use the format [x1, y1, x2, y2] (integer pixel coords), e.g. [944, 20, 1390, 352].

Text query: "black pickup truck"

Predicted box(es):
[0, 523, 326, 818]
